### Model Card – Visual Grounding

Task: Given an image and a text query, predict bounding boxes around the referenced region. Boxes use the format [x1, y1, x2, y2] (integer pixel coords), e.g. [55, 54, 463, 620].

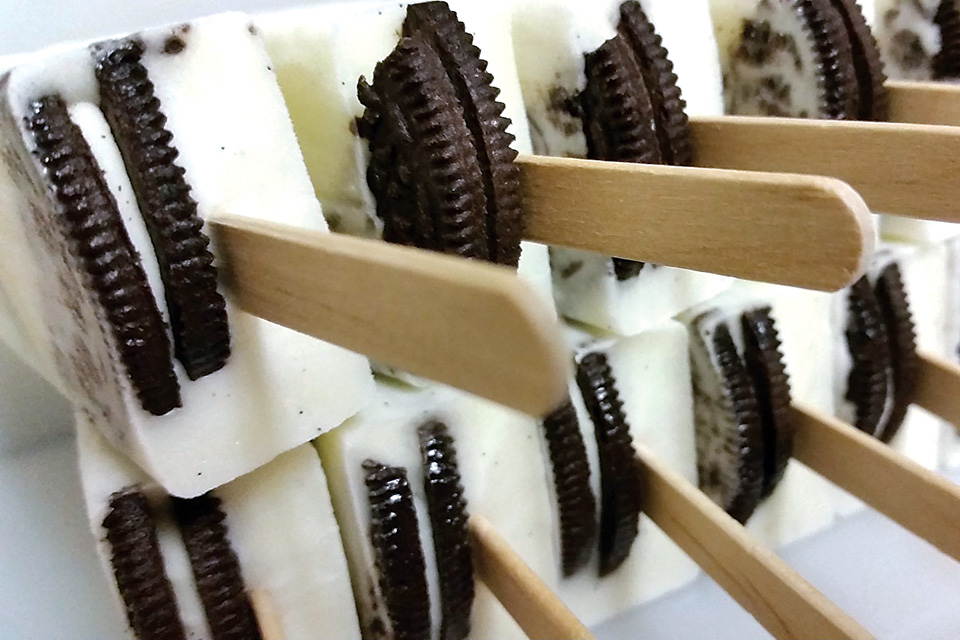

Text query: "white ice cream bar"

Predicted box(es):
[561, 320, 701, 626]
[0, 13, 374, 497]
[317, 380, 552, 639]
[711, 283, 839, 547]
[860, 0, 943, 80]
[257, 1, 554, 309]
[511, 0, 730, 335]
[77, 414, 362, 640]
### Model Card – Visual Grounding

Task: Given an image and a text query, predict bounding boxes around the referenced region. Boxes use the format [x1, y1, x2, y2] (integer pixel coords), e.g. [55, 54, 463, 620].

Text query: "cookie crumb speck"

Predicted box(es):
[162, 36, 186, 55]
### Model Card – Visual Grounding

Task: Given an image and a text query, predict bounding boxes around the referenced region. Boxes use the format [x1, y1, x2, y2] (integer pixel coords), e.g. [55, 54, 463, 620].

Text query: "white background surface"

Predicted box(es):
[1, 1, 960, 638]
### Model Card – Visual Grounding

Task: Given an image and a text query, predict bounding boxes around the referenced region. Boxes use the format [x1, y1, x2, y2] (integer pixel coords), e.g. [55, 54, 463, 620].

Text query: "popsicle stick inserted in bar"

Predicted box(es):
[791, 404, 960, 563]
[249, 590, 285, 640]
[469, 515, 594, 640]
[886, 80, 960, 127]
[634, 445, 872, 640]
[912, 352, 960, 433]
[689, 115, 960, 223]
[518, 155, 872, 292]
[208, 214, 569, 418]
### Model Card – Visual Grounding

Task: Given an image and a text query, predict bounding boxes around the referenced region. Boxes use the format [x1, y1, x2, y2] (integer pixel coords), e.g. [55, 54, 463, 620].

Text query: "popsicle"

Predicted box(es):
[0, 14, 375, 497]
[77, 413, 362, 640]
[510, 0, 731, 335]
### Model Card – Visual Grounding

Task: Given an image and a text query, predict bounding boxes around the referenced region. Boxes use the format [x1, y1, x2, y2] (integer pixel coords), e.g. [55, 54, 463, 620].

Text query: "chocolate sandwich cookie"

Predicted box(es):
[541, 400, 597, 576]
[843, 276, 894, 438]
[872, 263, 919, 443]
[364, 460, 432, 640]
[103, 490, 186, 640]
[934, 0, 960, 78]
[95, 38, 231, 381]
[357, 1, 523, 266]
[418, 422, 473, 640]
[828, 0, 889, 119]
[689, 305, 796, 524]
[730, 0, 860, 118]
[26, 95, 181, 416]
[576, 351, 641, 576]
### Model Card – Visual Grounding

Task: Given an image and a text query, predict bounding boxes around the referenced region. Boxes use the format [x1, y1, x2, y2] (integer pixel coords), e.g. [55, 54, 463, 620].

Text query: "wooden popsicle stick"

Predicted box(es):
[207, 214, 569, 418]
[689, 115, 960, 223]
[886, 80, 960, 127]
[518, 154, 872, 292]
[791, 403, 960, 562]
[634, 445, 873, 640]
[469, 515, 594, 640]
[913, 351, 960, 431]
[249, 590, 285, 640]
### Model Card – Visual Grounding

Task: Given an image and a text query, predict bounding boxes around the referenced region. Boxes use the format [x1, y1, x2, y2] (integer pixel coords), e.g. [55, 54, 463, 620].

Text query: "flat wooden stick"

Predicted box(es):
[208, 214, 569, 418]
[469, 515, 594, 640]
[634, 445, 872, 640]
[689, 115, 960, 223]
[250, 589, 285, 640]
[518, 154, 872, 292]
[913, 351, 960, 431]
[886, 80, 960, 127]
[791, 403, 960, 562]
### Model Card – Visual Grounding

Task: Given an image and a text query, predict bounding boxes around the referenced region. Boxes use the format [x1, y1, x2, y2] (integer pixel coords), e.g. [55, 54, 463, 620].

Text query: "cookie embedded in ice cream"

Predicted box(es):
[78, 415, 363, 640]
[512, 0, 730, 335]
[318, 382, 551, 640]
[0, 14, 373, 496]
[717, 0, 887, 119]
[559, 321, 699, 625]
[683, 301, 795, 524]
[864, 0, 960, 80]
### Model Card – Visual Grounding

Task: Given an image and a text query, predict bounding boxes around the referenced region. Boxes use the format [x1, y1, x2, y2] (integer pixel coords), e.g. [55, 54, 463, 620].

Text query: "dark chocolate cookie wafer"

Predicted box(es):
[26, 94, 181, 415]
[696, 323, 765, 525]
[575, 351, 641, 576]
[403, 2, 524, 267]
[616, 0, 694, 166]
[873, 263, 919, 443]
[828, 0, 890, 119]
[418, 421, 473, 640]
[934, 0, 960, 79]
[540, 399, 597, 576]
[357, 37, 489, 260]
[171, 494, 262, 640]
[363, 461, 431, 640]
[581, 33, 661, 281]
[844, 276, 893, 437]
[95, 39, 231, 381]
[741, 308, 794, 498]
[103, 489, 186, 640]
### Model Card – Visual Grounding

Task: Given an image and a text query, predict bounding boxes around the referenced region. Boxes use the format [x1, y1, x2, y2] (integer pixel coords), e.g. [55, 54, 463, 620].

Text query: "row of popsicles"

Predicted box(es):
[2, 0, 960, 638]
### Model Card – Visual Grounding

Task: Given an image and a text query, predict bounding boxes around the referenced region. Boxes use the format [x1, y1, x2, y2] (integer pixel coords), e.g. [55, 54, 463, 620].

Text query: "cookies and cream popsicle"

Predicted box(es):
[510, 0, 730, 335]
[0, 14, 374, 497]
[78, 414, 362, 640]
[258, 1, 553, 308]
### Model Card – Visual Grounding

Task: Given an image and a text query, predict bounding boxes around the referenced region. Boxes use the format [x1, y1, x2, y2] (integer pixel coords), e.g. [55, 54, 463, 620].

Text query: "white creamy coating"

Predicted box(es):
[562, 321, 700, 626]
[0, 14, 375, 497]
[512, 0, 730, 336]
[78, 415, 362, 639]
[257, 1, 554, 311]
[318, 380, 552, 640]
[866, 0, 942, 80]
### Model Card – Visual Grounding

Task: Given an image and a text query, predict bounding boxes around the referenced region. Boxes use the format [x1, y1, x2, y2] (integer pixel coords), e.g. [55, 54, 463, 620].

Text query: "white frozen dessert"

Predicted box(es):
[698, 284, 838, 547]
[560, 320, 700, 625]
[0, 14, 374, 497]
[511, 0, 730, 335]
[257, 0, 554, 307]
[77, 414, 361, 640]
[317, 380, 551, 640]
